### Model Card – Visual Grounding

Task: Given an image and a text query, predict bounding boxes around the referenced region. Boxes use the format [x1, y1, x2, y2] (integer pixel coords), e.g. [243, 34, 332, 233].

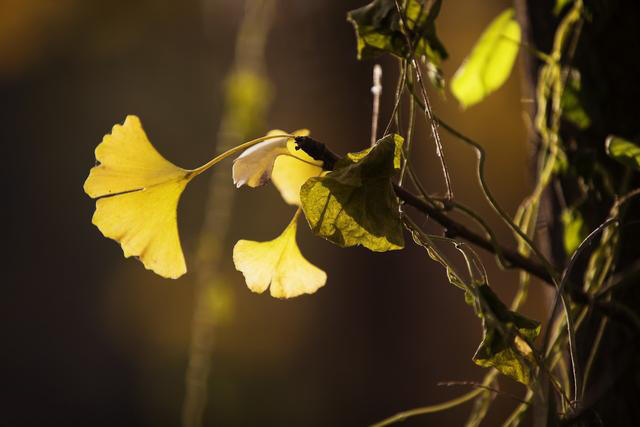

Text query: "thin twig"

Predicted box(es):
[398, 66, 415, 187]
[542, 218, 618, 406]
[393, 0, 453, 201]
[383, 61, 407, 138]
[580, 316, 608, 400]
[371, 64, 383, 146]
[371, 388, 484, 427]
[437, 381, 531, 406]
[405, 84, 560, 285]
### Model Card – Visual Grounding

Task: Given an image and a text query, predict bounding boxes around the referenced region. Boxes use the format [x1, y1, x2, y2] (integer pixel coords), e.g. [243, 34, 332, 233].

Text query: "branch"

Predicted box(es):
[294, 136, 554, 285]
[294, 136, 640, 336]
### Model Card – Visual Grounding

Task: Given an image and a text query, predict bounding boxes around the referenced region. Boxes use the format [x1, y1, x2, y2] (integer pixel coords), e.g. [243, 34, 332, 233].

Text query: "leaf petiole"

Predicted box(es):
[189, 133, 295, 178]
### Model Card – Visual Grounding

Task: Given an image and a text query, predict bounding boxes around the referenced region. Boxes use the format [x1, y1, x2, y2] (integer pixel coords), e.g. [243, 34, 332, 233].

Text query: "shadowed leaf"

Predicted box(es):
[472, 285, 540, 385]
[300, 134, 405, 252]
[347, 0, 447, 88]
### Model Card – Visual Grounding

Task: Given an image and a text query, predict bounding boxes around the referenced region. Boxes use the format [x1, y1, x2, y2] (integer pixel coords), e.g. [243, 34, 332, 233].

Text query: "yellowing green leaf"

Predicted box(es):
[606, 135, 640, 170]
[347, 0, 447, 87]
[272, 131, 323, 206]
[300, 134, 405, 252]
[233, 210, 327, 298]
[84, 115, 192, 279]
[450, 8, 521, 108]
[472, 284, 540, 385]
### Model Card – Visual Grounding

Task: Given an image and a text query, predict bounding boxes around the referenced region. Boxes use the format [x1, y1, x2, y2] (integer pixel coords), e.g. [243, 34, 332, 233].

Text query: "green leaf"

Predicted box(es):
[471, 285, 540, 385]
[606, 135, 640, 170]
[561, 207, 588, 256]
[560, 69, 592, 130]
[450, 8, 521, 108]
[300, 134, 405, 252]
[347, 0, 448, 88]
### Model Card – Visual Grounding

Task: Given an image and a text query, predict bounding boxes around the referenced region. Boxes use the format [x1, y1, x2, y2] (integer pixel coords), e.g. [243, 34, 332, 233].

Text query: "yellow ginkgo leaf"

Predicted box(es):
[233, 209, 327, 298]
[84, 115, 192, 279]
[232, 129, 323, 206]
[231, 129, 290, 188]
[84, 115, 188, 198]
[272, 130, 323, 206]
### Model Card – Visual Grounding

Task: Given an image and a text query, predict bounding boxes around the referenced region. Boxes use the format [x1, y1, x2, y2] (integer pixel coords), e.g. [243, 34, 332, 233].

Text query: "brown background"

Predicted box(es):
[4, 0, 549, 425]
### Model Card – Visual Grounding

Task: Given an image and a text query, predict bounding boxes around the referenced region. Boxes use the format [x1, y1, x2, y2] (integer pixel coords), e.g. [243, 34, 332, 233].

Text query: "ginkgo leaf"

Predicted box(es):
[450, 8, 521, 108]
[272, 131, 323, 206]
[232, 130, 289, 188]
[84, 115, 188, 198]
[233, 129, 323, 205]
[84, 115, 192, 279]
[233, 210, 327, 298]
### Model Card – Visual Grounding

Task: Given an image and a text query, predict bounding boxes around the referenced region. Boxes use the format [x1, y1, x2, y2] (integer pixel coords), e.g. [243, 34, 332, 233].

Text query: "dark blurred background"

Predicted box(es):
[4, 0, 549, 426]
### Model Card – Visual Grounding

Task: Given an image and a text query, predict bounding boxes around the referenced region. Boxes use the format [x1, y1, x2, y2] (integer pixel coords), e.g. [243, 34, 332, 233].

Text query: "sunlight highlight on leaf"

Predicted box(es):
[300, 134, 405, 252]
[84, 115, 191, 279]
[231, 131, 289, 188]
[233, 210, 327, 298]
[450, 8, 521, 108]
[272, 130, 323, 206]
[606, 135, 640, 170]
[232, 129, 323, 202]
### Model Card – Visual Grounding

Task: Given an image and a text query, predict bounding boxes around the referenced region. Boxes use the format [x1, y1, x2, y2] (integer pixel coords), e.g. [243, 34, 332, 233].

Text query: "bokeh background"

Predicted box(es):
[4, 0, 550, 426]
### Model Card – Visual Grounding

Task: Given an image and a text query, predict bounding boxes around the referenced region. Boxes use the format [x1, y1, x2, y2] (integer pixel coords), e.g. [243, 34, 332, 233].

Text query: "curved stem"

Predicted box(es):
[189, 133, 295, 177]
[398, 67, 415, 187]
[580, 316, 608, 400]
[404, 162, 506, 269]
[393, 0, 453, 201]
[406, 84, 560, 284]
[543, 218, 618, 407]
[383, 60, 408, 138]
[371, 388, 484, 427]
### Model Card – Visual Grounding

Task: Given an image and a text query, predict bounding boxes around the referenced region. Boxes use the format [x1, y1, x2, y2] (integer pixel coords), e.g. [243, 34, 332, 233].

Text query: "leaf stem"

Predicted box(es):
[393, 0, 454, 201]
[189, 133, 295, 177]
[371, 388, 484, 427]
[406, 84, 560, 284]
